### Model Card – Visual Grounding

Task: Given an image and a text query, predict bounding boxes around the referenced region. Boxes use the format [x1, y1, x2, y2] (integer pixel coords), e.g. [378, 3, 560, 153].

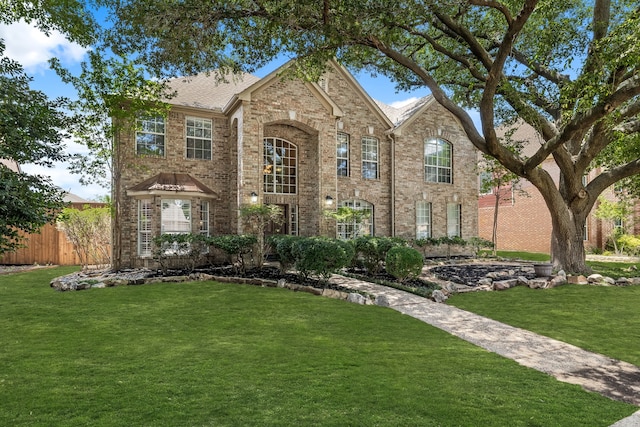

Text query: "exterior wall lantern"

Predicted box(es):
[325, 195, 334, 206]
[250, 191, 258, 204]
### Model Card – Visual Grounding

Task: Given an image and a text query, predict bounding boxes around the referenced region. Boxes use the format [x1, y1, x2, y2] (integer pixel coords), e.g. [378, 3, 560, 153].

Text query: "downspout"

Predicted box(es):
[388, 132, 396, 236]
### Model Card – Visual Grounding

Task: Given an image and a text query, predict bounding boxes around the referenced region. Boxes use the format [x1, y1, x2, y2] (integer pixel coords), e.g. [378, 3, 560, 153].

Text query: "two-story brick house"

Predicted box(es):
[115, 60, 478, 268]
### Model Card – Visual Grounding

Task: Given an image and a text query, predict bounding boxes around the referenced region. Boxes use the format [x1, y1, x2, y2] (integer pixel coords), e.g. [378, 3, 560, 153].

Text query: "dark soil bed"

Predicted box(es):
[429, 263, 536, 287]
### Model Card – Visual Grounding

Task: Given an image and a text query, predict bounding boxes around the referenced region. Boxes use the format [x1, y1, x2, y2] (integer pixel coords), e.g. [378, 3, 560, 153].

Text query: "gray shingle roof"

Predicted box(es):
[165, 72, 261, 111]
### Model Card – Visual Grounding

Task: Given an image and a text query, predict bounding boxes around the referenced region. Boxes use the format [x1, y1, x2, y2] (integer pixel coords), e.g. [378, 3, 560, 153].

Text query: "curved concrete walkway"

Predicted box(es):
[329, 275, 640, 425]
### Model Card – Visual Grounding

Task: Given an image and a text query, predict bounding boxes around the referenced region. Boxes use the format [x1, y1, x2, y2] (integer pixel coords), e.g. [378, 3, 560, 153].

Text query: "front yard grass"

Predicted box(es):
[448, 285, 640, 367]
[1, 267, 636, 426]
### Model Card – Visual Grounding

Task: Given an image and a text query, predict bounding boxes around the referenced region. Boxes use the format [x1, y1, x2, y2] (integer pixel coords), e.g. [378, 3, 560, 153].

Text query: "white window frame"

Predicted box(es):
[186, 117, 213, 160]
[362, 136, 379, 180]
[416, 201, 432, 239]
[337, 199, 374, 239]
[425, 137, 452, 184]
[138, 199, 152, 257]
[136, 115, 165, 156]
[199, 201, 210, 236]
[290, 205, 298, 236]
[263, 137, 297, 194]
[337, 132, 349, 177]
[447, 203, 461, 238]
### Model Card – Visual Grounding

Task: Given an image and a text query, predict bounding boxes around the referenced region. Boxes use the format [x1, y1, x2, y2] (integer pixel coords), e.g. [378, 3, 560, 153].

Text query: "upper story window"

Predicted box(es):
[425, 137, 452, 183]
[263, 137, 297, 194]
[479, 171, 494, 195]
[337, 132, 350, 177]
[136, 115, 165, 156]
[186, 117, 212, 160]
[362, 136, 378, 180]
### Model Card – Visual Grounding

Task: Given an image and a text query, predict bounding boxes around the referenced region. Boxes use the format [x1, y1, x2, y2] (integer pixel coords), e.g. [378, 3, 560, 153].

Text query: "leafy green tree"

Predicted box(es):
[102, 0, 640, 274]
[594, 196, 634, 254]
[0, 44, 69, 254]
[240, 204, 284, 266]
[479, 151, 526, 256]
[57, 205, 112, 269]
[324, 206, 371, 239]
[0, 0, 95, 255]
[51, 52, 172, 270]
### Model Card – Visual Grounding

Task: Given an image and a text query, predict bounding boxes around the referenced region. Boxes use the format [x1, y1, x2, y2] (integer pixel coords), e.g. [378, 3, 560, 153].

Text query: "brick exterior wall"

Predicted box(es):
[115, 63, 479, 268]
[478, 159, 610, 254]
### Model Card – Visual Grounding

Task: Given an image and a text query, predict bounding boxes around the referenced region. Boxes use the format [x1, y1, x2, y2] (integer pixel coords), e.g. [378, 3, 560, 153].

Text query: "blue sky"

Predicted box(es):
[1, 19, 474, 201]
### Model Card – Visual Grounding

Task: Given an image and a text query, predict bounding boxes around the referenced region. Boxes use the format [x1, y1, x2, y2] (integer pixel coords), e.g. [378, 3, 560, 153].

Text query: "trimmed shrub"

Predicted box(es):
[152, 233, 209, 274]
[385, 246, 424, 283]
[269, 235, 303, 272]
[209, 234, 258, 274]
[352, 236, 406, 274]
[295, 237, 355, 281]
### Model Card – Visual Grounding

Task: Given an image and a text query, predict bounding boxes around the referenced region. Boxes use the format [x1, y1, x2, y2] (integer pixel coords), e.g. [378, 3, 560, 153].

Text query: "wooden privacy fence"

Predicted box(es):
[0, 203, 111, 266]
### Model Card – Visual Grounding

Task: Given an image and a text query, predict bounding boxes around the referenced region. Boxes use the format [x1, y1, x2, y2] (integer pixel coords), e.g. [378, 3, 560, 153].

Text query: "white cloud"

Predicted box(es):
[0, 20, 87, 73]
[389, 97, 420, 109]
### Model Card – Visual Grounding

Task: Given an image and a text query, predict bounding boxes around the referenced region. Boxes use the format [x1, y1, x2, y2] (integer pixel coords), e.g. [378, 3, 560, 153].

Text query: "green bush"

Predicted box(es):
[385, 246, 424, 283]
[152, 233, 210, 274]
[352, 236, 406, 274]
[269, 235, 303, 272]
[467, 237, 494, 256]
[412, 237, 441, 258]
[209, 234, 257, 273]
[295, 237, 354, 281]
[616, 234, 640, 256]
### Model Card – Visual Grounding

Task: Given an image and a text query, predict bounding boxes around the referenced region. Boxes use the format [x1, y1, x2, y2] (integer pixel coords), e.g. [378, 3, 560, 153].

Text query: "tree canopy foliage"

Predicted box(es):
[0, 0, 95, 254]
[0, 44, 69, 254]
[99, 0, 640, 272]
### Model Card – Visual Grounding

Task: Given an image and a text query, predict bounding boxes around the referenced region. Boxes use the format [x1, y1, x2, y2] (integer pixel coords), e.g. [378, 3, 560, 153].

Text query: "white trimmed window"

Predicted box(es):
[186, 117, 212, 160]
[161, 199, 192, 234]
[290, 205, 298, 236]
[425, 138, 452, 183]
[337, 132, 349, 177]
[138, 199, 152, 257]
[337, 200, 374, 239]
[362, 136, 378, 179]
[136, 115, 165, 156]
[263, 137, 297, 194]
[199, 201, 210, 236]
[447, 203, 461, 237]
[416, 201, 432, 239]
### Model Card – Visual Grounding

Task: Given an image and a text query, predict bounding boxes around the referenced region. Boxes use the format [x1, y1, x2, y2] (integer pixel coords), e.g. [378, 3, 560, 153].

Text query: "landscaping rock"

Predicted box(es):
[587, 273, 604, 283]
[603, 276, 616, 286]
[567, 275, 588, 284]
[528, 279, 548, 289]
[516, 276, 529, 286]
[548, 275, 567, 288]
[493, 279, 517, 291]
[431, 289, 448, 303]
[347, 293, 367, 305]
[477, 278, 493, 287]
[616, 277, 631, 286]
[375, 294, 391, 307]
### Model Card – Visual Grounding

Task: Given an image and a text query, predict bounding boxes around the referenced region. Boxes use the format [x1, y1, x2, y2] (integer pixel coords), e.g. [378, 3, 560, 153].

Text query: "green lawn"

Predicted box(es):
[448, 285, 640, 367]
[1, 267, 636, 426]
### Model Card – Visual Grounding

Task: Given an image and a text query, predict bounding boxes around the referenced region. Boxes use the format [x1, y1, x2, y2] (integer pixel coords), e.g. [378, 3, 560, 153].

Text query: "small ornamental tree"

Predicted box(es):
[324, 206, 371, 239]
[594, 196, 634, 255]
[240, 204, 284, 266]
[57, 205, 112, 269]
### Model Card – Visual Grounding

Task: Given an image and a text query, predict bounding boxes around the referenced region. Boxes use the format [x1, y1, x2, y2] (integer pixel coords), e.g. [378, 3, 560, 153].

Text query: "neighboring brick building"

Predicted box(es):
[478, 122, 618, 254]
[115, 61, 479, 268]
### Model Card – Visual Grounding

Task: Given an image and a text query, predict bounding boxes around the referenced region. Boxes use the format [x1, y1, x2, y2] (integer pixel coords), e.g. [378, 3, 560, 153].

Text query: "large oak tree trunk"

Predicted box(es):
[549, 204, 591, 274]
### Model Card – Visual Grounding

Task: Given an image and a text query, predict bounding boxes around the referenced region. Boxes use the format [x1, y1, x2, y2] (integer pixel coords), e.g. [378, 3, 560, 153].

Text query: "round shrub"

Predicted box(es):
[295, 237, 355, 281]
[385, 246, 424, 283]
